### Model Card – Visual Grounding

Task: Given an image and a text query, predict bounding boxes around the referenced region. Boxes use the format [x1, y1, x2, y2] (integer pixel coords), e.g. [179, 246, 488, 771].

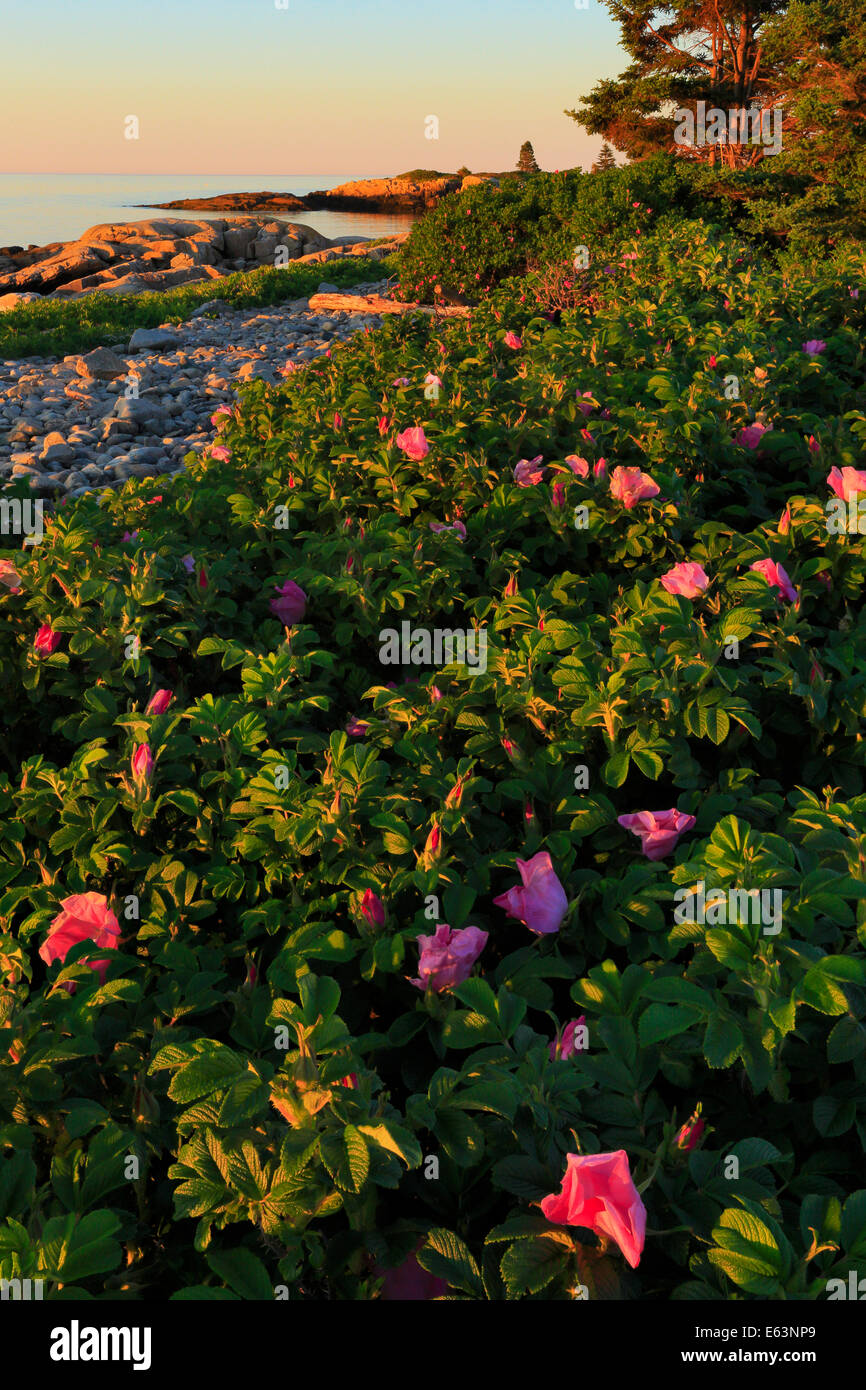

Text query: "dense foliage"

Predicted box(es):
[1, 200, 865, 1300]
[396, 157, 866, 306]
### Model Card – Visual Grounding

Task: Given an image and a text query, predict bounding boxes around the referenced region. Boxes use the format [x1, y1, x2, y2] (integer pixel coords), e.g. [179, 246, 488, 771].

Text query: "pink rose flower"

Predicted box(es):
[610, 465, 660, 509]
[617, 808, 696, 860]
[211, 405, 233, 427]
[410, 923, 488, 993]
[395, 426, 429, 460]
[541, 1151, 646, 1269]
[210, 445, 231, 462]
[750, 557, 798, 604]
[565, 454, 590, 478]
[660, 561, 709, 599]
[39, 892, 121, 990]
[827, 466, 866, 501]
[359, 890, 386, 929]
[270, 580, 307, 625]
[34, 624, 61, 656]
[146, 689, 173, 716]
[132, 743, 154, 783]
[594, 458, 607, 479]
[504, 331, 523, 349]
[493, 851, 568, 935]
[550, 1016, 587, 1061]
[734, 421, 771, 450]
[803, 340, 826, 356]
[0, 560, 22, 594]
[122, 530, 139, 543]
[429, 519, 467, 539]
[392, 377, 410, 387]
[377, 1252, 447, 1301]
[424, 372, 443, 388]
[513, 455, 545, 486]
[577, 391, 595, 416]
[346, 716, 369, 736]
[551, 480, 566, 509]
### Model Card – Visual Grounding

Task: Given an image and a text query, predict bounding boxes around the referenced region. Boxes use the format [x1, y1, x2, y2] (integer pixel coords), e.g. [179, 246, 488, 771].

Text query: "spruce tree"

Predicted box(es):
[517, 141, 540, 173]
[591, 142, 617, 171]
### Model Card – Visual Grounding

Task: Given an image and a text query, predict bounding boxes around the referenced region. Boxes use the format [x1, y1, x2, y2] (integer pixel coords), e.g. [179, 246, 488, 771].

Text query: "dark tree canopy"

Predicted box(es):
[566, 0, 866, 173]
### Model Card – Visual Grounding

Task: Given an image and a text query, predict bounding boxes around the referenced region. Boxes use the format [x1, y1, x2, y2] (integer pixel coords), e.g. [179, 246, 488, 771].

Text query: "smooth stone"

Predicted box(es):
[128, 328, 180, 351]
[40, 431, 74, 463]
[75, 346, 127, 380]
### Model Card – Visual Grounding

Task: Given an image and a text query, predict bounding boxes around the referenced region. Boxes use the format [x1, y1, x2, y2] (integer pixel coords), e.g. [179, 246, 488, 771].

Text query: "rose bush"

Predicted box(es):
[0, 206, 865, 1299]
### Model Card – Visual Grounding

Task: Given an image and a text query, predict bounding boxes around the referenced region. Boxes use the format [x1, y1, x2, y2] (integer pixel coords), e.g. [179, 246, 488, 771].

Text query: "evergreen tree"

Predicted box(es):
[517, 141, 541, 173]
[591, 142, 618, 171]
[565, 1, 798, 168]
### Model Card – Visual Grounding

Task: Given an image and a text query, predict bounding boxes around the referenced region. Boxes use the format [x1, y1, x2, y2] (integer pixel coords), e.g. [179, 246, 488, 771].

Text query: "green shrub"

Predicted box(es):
[1, 220, 865, 1298]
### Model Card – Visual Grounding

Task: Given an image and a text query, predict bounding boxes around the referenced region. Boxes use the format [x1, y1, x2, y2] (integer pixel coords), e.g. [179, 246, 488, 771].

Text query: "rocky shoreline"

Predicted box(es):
[143, 173, 497, 216]
[0, 276, 393, 500]
[0, 217, 408, 307]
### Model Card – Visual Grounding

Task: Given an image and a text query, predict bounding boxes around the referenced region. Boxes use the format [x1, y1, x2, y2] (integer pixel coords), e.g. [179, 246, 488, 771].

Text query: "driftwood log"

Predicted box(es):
[307, 292, 470, 318]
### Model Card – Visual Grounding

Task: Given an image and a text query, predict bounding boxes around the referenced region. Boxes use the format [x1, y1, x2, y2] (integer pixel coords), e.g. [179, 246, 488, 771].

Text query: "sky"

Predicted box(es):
[1, 0, 626, 175]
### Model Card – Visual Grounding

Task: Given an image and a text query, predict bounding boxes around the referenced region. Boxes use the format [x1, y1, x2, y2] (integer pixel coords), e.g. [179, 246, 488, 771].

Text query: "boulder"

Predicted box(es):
[0, 291, 42, 311]
[222, 226, 254, 258]
[252, 234, 280, 263]
[40, 432, 74, 464]
[0, 246, 107, 293]
[75, 347, 128, 380]
[128, 328, 179, 352]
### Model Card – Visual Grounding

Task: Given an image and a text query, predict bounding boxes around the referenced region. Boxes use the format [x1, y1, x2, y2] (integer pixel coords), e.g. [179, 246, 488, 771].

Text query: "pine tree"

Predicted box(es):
[564, 0, 836, 169]
[591, 142, 617, 172]
[517, 141, 540, 173]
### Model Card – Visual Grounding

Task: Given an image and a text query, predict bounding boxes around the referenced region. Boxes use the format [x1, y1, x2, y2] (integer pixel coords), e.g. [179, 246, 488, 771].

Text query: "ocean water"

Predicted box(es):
[0, 174, 417, 250]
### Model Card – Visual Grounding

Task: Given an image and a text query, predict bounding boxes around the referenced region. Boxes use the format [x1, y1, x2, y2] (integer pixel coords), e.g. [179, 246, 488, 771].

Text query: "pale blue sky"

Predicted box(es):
[1, 0, 625, 174]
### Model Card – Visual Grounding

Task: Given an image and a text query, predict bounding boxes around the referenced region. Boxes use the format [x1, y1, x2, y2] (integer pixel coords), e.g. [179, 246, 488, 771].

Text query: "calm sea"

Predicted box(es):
[0, 174, 417, 249]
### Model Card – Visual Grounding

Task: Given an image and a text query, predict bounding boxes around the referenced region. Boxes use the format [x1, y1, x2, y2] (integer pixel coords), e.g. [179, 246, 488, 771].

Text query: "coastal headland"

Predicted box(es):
[141, 173, 499, 215]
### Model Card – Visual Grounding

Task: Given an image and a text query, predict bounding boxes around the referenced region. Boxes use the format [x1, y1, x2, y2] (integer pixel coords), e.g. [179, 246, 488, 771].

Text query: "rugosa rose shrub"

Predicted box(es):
[0, 206, 865, 1301]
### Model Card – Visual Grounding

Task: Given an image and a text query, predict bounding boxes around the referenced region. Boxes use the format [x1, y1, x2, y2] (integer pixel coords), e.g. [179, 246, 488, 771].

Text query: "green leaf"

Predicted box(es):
[436, 1109, 484, 1167]
[168, 1049, 244, 1104]
[500, 1234, 570, 1296]
[417, 1228, 483, 1297]
[37, 1210, 123, 1282]
[357, 1121, 422, 1169]
[0, 1152, 36, 1221]
[206, 1247, 274, 1300]
[343, 1125, 370, 1192]
[638, 1002, 700, 1046]
[601, 751, 630, 787]
[703, 1015, 744, 1069]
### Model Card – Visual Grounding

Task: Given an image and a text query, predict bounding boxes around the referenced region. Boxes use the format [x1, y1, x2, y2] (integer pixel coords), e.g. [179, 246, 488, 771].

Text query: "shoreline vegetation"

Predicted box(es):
[1, 153, 864, 1303]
